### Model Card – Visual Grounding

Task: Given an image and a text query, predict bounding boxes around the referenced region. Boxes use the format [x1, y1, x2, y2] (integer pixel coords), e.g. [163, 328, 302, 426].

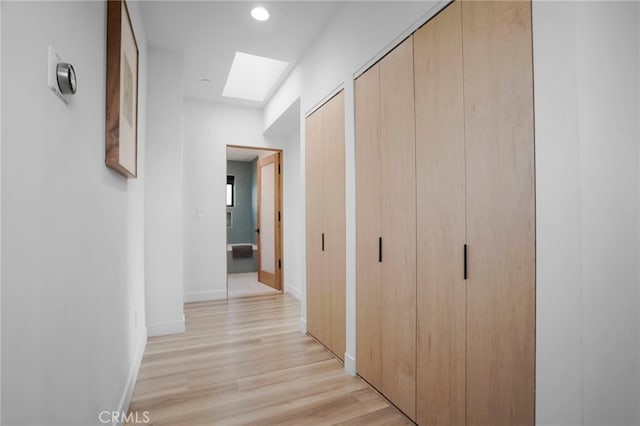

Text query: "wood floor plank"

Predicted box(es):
[128, 294, 412, 425]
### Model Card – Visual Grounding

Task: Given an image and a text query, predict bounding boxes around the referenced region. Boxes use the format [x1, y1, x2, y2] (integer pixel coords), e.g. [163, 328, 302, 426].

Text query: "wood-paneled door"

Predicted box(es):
[356, 2, 535, 423]
[355, 36, 416, 420]
[305, 108, 326, 345]
[305, 91, 346, 360]
[323, 91, 346, 359]
[414, 2, 467, 425]
[379, 36, 417, 419]
[257, 153, 282, 290]
[355, 63, 383, 391]
[462, 1, 535, 425]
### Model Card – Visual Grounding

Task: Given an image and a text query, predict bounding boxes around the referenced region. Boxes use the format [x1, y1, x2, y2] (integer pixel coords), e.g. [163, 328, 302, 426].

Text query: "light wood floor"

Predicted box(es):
[127, 293, 412, 425]
[227, 272, 280, 299]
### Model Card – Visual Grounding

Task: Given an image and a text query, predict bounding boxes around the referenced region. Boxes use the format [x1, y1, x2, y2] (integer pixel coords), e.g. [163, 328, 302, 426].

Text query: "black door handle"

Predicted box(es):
[464, 244, 468, 280]
[378, 237, 382, 263]
[322, 233, 325, 251]
[255, 228, 260, 234]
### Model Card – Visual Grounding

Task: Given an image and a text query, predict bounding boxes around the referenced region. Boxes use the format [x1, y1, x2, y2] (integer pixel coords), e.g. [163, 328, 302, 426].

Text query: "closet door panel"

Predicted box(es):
[379, 36, 417, 419]
[305, 108, 326, 344]
[323, 91, 346, 359]
[414, 2, 466, 425]
[355, 65, 383, 389]
[462, 1, 535, 425]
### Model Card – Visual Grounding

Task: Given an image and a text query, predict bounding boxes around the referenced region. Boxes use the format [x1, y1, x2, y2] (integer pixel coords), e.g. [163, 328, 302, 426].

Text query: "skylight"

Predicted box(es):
[222, 52, 289, 102]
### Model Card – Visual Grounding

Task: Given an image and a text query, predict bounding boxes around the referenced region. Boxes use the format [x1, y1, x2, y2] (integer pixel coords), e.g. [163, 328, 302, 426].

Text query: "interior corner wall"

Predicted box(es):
[182, 99, 302, 303]
[533, 1, 640, 425]
[280, 130, 303, 301]
[183, 100, 264, 302]
[146, 47, 185, 336]
[1, 1, 148, 424]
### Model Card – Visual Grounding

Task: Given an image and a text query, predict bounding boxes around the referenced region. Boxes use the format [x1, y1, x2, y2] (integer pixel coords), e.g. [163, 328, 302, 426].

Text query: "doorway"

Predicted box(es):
[226, 145, 283, 299]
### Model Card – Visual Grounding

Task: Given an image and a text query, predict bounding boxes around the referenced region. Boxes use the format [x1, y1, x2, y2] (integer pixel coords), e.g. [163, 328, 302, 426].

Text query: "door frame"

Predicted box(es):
[226, 145, 284, 294]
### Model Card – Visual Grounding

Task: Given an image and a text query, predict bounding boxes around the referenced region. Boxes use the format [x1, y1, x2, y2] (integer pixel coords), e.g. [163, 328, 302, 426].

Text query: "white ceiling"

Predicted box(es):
[140, 1, 343, 108]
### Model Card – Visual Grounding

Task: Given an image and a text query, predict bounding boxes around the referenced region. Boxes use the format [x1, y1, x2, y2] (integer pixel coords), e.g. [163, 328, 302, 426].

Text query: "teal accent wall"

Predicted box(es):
[227, 160, 257, 244]
[250, 157, 258, 240]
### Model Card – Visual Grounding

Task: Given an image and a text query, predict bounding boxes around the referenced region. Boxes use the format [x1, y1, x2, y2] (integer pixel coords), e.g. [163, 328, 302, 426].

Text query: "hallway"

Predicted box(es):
[127, 293, 411, 425]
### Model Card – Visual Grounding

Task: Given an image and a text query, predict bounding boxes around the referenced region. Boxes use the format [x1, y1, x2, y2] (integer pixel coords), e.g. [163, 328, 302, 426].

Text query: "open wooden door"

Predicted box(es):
[257, 153, 282, 290]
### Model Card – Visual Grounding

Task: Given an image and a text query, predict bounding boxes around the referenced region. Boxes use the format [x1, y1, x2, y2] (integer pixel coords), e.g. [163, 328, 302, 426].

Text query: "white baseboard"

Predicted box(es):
[184, 290, 226, 303]
[344, 352, 356, 376]
[299, 317, 307, 334]
[147, 316, 185, 337]
[285, 286, 301, 301]
[115, 327, 147, 425]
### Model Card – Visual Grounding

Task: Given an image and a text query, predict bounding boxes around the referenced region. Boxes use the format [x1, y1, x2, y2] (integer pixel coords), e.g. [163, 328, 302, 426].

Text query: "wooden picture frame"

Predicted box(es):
[106, 0, 139, 178]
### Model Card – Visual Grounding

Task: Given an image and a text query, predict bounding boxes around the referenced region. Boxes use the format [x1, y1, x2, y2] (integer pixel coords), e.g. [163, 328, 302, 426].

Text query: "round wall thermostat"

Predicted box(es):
[56, 63, 77, 95]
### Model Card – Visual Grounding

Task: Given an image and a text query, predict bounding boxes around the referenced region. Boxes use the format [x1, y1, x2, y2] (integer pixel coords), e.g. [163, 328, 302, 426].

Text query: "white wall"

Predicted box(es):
[183, 99, 236, 302]
[532, 3, 582, 423]
[264, 101, 303, 301]
[1, 1, 148, 424]
[264, 0, 445, 372]
[280, 130, 303, 301]
[183, 99, 302, 302]
[146, 48, 185, 336]
[533, 1, 640, 425]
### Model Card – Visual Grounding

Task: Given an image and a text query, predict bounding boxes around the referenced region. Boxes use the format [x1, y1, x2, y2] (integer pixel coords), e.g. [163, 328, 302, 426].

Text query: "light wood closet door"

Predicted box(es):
[379, 36, 417, 419]
[462, 1, 535, 425]
[305, 108, 326, 344]
[323, 91, 346, 359]
[355, 64, 383, 390]
[414, 2, 466, 425]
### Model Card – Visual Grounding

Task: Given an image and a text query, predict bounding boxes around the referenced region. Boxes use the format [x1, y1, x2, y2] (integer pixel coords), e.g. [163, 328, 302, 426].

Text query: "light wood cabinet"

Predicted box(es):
[379, 37, 417, 418]
[355, 64, 383, 390]
[305, 91, 346, 360]
[355, 1, 535, 424]
[414, 2, 467, 425]
[462, 1, 535, 424]
[305, 106, 326, 346]
[356, 36, 417, 419]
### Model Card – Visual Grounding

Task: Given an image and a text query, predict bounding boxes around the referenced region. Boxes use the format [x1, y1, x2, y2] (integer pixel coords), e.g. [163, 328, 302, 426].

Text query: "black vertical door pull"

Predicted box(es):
[378, 237, 382, 263]
[464, 244, 468, 280]
[322, 233, 325, 252]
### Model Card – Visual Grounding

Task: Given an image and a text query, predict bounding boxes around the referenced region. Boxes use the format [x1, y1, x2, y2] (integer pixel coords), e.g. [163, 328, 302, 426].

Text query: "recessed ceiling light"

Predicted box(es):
[251, 6, 269, 21]
[200, 78, 211, 84]
[223, 52, 288, 102]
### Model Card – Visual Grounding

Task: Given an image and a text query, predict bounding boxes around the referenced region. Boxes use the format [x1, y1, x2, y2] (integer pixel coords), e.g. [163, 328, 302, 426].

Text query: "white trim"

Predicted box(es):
[344, 352, 356, 376]
[184, 290, 226, 303]
[285, 285, 301, 301]
[147, 316, 185, 337]
[353, 0, 449, 80]
[299, 317, 307, 334]
[115, 328, 147, 426]
[304, 83, 344, 118]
